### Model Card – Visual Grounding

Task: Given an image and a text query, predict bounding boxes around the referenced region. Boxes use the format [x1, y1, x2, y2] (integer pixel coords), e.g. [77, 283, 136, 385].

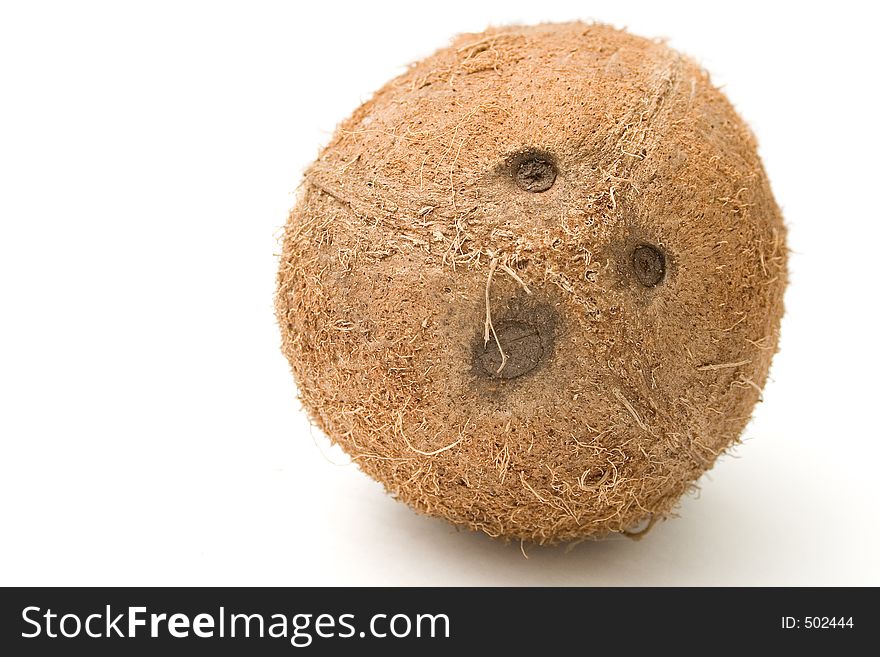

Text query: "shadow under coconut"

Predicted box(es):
[369, 473, 758, 587]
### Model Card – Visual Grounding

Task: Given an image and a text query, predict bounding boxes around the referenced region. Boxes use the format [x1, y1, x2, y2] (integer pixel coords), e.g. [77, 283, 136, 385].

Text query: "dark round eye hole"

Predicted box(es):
[632, 245, 666, 287]
[478, 320, 543, 380]
[513, 153, 557, 192]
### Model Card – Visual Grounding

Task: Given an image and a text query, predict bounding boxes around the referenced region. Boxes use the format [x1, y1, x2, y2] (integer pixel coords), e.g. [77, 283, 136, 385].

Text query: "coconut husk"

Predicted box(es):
[275, 22, 787, 543]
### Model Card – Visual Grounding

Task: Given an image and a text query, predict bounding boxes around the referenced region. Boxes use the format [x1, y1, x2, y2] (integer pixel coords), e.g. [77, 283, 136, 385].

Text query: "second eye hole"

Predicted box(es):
[632, 245, 666, 287]
[512, 151, 557, 193]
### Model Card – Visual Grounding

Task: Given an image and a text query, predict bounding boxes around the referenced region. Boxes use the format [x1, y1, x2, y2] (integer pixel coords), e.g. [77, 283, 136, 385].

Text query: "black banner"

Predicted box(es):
[0, 587, 872, 654]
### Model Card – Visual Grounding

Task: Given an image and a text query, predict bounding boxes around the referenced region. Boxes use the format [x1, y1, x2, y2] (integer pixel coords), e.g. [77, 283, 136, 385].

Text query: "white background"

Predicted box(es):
[1, 0, 878, 586]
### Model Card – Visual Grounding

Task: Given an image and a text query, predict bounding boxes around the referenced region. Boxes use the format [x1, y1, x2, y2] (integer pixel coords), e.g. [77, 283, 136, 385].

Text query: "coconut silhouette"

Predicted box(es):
[276, 22, 787, 543]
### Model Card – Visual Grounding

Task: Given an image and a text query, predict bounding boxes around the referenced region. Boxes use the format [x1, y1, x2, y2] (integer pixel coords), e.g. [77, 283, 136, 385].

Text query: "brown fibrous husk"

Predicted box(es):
[275, 22, 788, 544]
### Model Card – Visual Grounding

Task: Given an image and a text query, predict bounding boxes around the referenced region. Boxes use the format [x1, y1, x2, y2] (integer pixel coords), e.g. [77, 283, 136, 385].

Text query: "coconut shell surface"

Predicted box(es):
[276, 22, 787, 543]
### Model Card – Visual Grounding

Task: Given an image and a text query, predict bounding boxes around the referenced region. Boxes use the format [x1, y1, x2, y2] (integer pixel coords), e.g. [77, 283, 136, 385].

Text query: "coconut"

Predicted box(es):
[275, 22, 787, 543]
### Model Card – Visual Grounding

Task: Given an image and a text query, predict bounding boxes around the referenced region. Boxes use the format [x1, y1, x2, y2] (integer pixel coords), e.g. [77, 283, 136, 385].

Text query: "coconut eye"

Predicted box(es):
[632, 245, 666, 287]
[512, 152, 557, 192]
[478, 319, 543, 379]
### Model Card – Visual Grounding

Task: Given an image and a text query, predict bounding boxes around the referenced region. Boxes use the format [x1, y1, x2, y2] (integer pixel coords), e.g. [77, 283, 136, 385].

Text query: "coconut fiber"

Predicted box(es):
[275, 22, 787, 543]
